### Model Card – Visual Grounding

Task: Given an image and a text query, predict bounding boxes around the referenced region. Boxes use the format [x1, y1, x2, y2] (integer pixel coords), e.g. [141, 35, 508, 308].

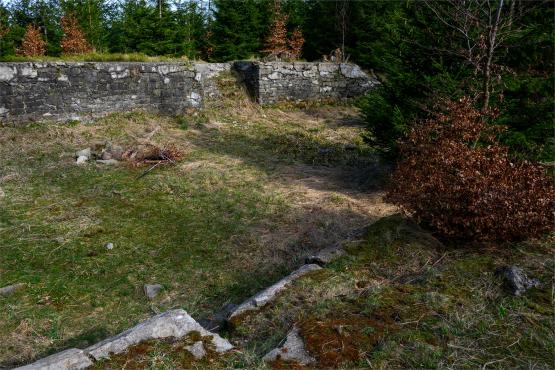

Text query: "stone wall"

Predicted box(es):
[234, 61, 378, 105]
[0, 61, 376, 124]
[0, 62, 231, 124]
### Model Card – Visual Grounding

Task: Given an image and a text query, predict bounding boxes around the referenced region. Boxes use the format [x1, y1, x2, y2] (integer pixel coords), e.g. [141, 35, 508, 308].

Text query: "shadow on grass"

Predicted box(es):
[0, 106, 394, 366]
[188, 119, 391, 193]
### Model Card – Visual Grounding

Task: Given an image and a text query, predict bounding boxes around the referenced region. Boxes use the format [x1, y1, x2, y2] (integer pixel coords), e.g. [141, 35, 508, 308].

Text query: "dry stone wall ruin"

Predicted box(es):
[0, 61, 378, 124]
[235, 61, 378, 105]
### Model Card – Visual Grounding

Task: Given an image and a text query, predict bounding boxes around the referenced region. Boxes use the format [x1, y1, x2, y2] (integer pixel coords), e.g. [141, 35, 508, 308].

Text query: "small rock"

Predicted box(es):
[306, 242, 345, 265]
[76, 155, 88, 165]
[144, 284, 164, 300]
[0, 187, 5, 198]
[496, 265, 540, 296]
[105, 242, 114, 250]
[185, 341, 206, 360]
[0, 283, 26, 296]
[75, 148, 91, 159]
[263, 327, 315, 365]
[109, 145, 124, 160]
[96, 159, 120, 165]
[101, 151, 112, 160]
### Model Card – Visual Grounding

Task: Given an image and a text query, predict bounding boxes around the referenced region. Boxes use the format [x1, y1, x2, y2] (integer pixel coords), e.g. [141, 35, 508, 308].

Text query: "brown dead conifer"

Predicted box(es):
[60, 13, 92, 55]
[263, 0, 290, 58]
[17, 24, 46, 57]
[288, 27, 304, 60]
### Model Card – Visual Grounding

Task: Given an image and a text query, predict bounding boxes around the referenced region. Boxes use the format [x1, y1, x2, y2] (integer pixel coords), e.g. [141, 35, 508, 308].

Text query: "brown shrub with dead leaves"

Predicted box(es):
[387, 98, 555, 241]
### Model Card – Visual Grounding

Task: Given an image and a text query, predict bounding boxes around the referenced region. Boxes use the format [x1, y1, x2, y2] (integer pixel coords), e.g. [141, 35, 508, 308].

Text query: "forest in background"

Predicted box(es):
[0, 0, 553, 162]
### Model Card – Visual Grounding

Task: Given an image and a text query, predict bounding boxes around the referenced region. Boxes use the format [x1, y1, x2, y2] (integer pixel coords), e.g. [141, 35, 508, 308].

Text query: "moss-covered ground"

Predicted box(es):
[231, 215, 554, 369]
[0, 92, 395, 367]
[2, 82, 552, 368]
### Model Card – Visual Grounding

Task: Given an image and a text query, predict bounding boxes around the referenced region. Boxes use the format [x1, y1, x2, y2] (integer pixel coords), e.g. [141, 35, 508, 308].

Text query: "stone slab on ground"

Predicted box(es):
[185, 341, 206, 360]
[14, 348, 93, 370]
[143, 284, 164, 300]
[228, 264, 322, 320]
[85, 309, 233, 361]
[496, 265, 540, 296]
[0, 283, 26, 296]
[262, 327, 315, 365]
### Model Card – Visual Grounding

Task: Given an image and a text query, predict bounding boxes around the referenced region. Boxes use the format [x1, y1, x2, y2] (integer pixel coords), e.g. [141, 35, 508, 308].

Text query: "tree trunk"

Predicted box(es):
[483, 0, 504, 110]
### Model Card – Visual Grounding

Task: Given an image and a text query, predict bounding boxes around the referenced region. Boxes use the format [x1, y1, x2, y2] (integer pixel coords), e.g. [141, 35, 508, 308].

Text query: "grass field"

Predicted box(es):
[230, 216, 554, 369]
[1, 87, 552, 368]
[0, 94, 395, 367]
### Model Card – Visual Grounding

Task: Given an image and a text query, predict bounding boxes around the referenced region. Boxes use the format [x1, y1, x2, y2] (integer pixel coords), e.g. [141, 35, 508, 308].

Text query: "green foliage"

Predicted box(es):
[0, 0, 551, 161]
[356, 1, 554, 161]
[8, 0, 63, 55]
[210, 0, 270, 61]
[60, 0, 108, 52]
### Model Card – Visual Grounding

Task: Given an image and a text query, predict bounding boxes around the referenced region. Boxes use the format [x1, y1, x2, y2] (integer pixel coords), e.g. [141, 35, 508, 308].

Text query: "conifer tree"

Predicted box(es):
[263, 0, 289, 58]
[60, 12, 92, 54]
[60, 0, 108, 52]
[17, 23, 46, 56]
[211, 0, 270, 61]
[288, 27, 304, 60]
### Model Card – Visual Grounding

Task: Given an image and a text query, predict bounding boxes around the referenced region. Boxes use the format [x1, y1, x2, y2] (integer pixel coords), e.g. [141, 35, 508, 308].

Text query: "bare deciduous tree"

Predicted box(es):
[423, 0, 532, 109]
[335, 0, 349, 62]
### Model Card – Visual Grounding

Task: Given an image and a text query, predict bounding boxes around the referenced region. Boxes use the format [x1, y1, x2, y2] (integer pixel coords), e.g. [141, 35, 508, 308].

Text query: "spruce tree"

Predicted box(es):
[211, 0, 270, 61]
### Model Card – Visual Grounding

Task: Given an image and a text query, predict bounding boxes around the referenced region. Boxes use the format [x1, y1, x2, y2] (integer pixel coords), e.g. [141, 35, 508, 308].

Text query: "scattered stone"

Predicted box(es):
[185, 341, 206, 360]
[75, 155, 88, 165]
[496, 265, 540, 296]
[75, 148, 91, 159]
[85, 309, 233, 361]
[96, 159, 120, 165]
[108, 145, 124, 160]
[0, 187, 5, 198]
[105, 242, 114, 250]
[0, 283, 26, 296]
[144, 284, 164, 300]
[14, 348, 93, 370]
[228, 264, 322, 320]
[263, 327, 315, 365]
[100, 151, 112, 160]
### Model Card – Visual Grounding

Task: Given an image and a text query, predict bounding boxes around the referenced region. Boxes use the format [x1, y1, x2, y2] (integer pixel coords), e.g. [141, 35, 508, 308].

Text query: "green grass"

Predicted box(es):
[0, 102, 379, 366]
[231, 215, 554, 369]
[4, 97, 547, 368]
